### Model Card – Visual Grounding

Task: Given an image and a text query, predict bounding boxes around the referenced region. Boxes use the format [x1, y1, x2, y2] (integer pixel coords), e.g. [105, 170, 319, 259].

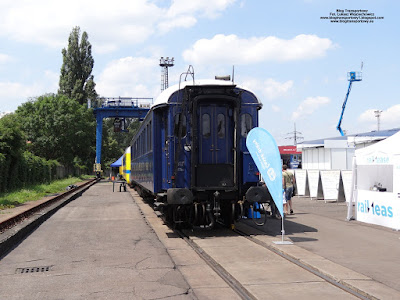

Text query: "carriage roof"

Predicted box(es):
[151, 79, 260, 109]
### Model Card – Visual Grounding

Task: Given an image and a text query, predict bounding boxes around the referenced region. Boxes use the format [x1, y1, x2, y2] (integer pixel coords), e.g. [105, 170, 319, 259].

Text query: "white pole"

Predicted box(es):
[274, 215, 293, 245]
[347, 157, 357, 221]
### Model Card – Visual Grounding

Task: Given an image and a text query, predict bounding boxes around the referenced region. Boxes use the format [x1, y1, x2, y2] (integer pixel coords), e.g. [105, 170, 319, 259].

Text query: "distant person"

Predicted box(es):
[282, 164, 295, 214]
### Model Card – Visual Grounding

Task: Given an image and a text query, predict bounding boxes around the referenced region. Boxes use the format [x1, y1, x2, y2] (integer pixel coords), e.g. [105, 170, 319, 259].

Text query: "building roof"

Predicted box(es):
[297, 128, 400, 150]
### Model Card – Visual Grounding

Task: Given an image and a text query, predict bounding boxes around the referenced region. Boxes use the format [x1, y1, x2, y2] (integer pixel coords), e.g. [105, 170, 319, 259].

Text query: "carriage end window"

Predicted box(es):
[202, 114, 211, 138]
[241, 114, 252, 137]
[217, 114, 225, 138]
[174, 113, 187, 138]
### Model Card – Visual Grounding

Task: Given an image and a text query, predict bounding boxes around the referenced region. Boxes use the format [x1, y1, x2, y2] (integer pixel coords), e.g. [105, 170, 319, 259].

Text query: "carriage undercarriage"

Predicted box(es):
[132, 185, 270, 229]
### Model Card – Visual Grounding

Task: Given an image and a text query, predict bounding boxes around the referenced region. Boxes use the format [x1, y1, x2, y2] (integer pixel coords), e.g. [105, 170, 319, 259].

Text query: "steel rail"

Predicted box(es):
[176, 229, 257, 300]
[233, 227, 373, 300]
[0, 178, 99, 259]
[0, 178, 98, 233]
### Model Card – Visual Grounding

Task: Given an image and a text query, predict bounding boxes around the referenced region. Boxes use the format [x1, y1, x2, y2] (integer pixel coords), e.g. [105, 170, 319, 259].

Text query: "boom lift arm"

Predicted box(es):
[336, 72, 362, 136]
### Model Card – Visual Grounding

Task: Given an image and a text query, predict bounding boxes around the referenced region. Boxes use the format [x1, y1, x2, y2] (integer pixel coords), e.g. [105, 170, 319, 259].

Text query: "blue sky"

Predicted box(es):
[0, 0, 398, 145]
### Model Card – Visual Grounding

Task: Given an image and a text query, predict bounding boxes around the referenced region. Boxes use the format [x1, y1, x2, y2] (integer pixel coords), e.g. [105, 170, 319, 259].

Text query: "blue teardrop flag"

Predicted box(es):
[246, 128, 283, 216]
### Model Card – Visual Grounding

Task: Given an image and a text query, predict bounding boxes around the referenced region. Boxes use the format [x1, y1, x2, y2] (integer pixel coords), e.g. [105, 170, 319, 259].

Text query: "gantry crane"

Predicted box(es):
[336, 71, 362, 136]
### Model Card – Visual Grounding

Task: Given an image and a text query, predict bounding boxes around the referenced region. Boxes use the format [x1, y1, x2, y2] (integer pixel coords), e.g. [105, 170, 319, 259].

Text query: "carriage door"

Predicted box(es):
[197, 103, 234, 187]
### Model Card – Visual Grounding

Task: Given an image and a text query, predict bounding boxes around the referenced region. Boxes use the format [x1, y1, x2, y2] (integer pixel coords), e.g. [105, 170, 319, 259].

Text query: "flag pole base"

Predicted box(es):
[273, 216, 293, 245]
[273, 241, 293, 245]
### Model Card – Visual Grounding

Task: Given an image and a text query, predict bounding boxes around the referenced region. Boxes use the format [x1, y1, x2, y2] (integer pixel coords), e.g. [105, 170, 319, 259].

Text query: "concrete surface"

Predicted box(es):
[236, 196, 400, 299]
[1, 182, 400, 299]
[0, 180, 196, 300]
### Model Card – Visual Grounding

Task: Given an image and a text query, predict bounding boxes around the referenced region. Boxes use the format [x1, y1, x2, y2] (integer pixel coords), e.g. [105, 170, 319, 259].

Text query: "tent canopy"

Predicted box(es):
[356, 131, 400, 157]
[350, 131, 400, 230]
[110, 155, 123, 168]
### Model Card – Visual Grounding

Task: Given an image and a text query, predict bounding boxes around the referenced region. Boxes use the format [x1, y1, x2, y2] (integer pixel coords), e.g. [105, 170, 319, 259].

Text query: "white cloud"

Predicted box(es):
[271, 105, 281, 112]
[358, 104, 400, 130]
[96, 56, 159, 98]
[0, 111, 12, 118]
[0, 53, 13, 64]
[241, 78, 293, 100]
[385, 104, 400, 124]
[358, 109, 380, 123]
[183, 34, 334, 65]
[0, 0, 235, 52]
[292, 96, 330, 120]
[166, 0, 236, 19]
[263, 78, 293, 99]
[158, 16, 197, 34]
[0, 70, 58, 112]
[0, 0, 162, 49]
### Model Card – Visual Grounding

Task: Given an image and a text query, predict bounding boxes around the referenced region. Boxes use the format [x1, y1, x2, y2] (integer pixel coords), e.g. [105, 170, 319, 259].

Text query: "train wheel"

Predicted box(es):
[234, 201, 244, 222]
[218, 202, 234, 228]
[172, 205, 188, 229]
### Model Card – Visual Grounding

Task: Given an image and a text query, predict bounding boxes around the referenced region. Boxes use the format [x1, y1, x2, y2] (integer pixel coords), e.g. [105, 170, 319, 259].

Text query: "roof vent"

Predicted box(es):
[215, 75, 231, 81]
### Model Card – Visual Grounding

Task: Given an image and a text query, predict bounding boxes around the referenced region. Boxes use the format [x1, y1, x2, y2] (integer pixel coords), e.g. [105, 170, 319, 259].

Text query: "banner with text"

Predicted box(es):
[246, 128, 283, 216]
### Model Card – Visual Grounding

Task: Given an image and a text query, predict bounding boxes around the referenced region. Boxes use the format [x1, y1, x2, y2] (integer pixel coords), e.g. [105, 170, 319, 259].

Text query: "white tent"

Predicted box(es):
[348, 131, 400, 230]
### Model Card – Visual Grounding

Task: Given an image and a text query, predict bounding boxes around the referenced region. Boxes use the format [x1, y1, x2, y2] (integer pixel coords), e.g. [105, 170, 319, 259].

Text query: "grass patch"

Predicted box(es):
[0, 175, 94, 210]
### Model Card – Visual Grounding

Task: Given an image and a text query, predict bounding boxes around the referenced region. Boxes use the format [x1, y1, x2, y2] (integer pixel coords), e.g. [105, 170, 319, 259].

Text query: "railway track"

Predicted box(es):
[176, 228, 257, 300]
[175, 223, 372, 300]
[131, 188, 399, 299]
[0, 178, 98, 258]
[232, 226, 370, 300]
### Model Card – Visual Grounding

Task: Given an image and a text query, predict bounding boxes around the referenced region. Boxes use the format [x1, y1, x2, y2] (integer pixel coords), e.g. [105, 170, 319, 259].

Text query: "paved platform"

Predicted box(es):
[1, 181, 399, 299]
[133, 189, 400, 299]
[238, 196, 400, 298]
[0, 180, 197, 299]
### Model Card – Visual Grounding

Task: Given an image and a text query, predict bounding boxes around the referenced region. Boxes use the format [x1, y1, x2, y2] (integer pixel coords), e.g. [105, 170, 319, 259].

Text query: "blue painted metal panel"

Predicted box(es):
[131, 152, 154, 192]
[198, 104, 233, 164]
[240, 105, 259, 184]
[153, 111, 162, 193]
[95, 115, 103, 164]
[93, 106, 149, 166]
[242, 152, 259, 184]
[129, 84, 264, 198]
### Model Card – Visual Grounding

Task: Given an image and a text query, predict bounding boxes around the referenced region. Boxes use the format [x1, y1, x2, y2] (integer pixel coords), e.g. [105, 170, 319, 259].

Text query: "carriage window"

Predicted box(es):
[174, 113, 187, 138]
[147, 123, 151, 151]
[241, 114, 252, 137]
[149, 121, 152, 150]
[217, 114, 225, 138]
[135, 141, 138, 157]
[202, 114, 211, 138]
[143, 132, 145, 153]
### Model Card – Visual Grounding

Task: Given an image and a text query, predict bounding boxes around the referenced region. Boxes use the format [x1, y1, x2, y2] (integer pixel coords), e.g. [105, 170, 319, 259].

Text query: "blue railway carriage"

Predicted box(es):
[130, 78, 270, 228]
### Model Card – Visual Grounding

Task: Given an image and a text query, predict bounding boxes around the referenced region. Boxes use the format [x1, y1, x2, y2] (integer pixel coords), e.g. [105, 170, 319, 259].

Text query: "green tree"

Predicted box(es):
[15, 94, 95, 168]
[0, 113, 26, 191]
[58, 26, 97, 105]
[101, 118, 141, 167]
[0, 113, 26, 158]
